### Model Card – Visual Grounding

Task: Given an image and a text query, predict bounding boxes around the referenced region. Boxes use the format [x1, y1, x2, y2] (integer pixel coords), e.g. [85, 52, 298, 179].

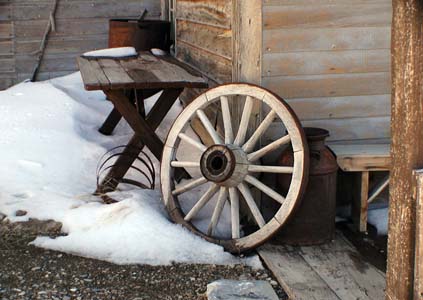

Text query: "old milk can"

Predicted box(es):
[276, 127, 338, 245]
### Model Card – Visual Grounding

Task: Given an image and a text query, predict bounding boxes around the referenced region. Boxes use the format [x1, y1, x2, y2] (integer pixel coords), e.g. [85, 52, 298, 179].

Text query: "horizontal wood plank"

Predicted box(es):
[0, 77, 14, 90]
[330, 144, 390, 171]
[285, 94, 391, 120]
[14, 18, 110, 38]
[15, 36, 108, 55]
[0, 40, 13, 56]
[16, 54, 78, 74]
[259, 244, 340, 300]
[263, 72, 391, 99]
[263, 49, 390, 77]
[263, 4, 392, 29]
[176, 0, 232, 29]
[176, 41, 232, 83]
[264, 0, 389, 5]
[13, 1, 160, 20]
[176, 19, 232, 59]
[0, 4, 12, 21]
[267, 116, 390, 142]
[0, 58, 14, 72]
[264, 26, 391, 54]
[0, 21, 12, 38]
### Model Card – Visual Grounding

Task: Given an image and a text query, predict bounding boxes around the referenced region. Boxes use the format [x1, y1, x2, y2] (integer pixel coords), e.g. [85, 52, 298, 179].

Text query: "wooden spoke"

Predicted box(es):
[234, 96, 254, 146]
[220, 96, 234, 144]
[172, 177, 207, 196]
[247, 135, 291, 162]
[248, 165, 293, 174]
[229, 187, 240, 239]
[242, 110, 277, 153]
[171, 161, 200, 168]
[207, 187, 228, 235]
[196, 109, 223, 145]
[237, 182, 266, 228]
[178, 133, 207, 152]
[184, 184, 219, 221]
[245, 175, 285, 204]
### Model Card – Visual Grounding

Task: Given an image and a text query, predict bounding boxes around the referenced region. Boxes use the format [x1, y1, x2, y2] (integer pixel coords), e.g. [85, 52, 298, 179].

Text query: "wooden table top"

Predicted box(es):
[77, 51, 208, 91]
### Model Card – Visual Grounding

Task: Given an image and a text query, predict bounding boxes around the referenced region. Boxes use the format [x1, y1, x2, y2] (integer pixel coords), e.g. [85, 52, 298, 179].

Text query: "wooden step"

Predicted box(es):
[258, 234, 386, 300]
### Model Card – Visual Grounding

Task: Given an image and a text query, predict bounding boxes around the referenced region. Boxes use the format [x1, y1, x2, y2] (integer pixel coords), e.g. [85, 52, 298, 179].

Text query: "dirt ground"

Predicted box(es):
[0, 218, 287, 300]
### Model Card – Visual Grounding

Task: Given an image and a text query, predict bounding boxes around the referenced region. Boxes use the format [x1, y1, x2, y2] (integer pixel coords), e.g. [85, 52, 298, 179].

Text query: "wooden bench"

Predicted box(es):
[329, 144, 391, 232]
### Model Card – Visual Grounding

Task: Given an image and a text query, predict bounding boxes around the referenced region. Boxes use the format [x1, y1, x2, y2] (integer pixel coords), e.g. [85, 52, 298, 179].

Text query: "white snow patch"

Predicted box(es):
[368, 207, 388, 235]
[83, 47, 137, 58]
[0, 72, 262, 268]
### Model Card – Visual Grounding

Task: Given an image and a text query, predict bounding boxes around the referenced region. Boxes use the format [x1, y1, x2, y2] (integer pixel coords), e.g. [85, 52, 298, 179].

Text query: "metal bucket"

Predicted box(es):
[275, 127, 338, 245]
[109, 19, 171, 51]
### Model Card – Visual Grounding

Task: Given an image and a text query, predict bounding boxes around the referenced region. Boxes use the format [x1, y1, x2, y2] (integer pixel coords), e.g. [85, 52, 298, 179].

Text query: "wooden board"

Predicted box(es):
[262, 72, 391, 99]
[0, 0, 161, 90]
[415, 170, 423, 299]
[176, 41, 232, 83]
[263, 49, 390, 77]
[77, 52, 208, 91]
[258, 234, 386, 300]
[264, 26, 391, 54]
[12, 1, 160, 21]
[330, 144, 390, 171]
[176, 0, 232, 29]
[263, 4, 392, 29]
[286, 94, 391, 120]
[176, 19, 232, 59]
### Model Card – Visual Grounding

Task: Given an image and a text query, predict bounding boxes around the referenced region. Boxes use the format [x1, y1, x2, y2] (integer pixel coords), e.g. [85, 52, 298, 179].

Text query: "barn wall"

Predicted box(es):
[175, 0, 233, 87]
[261, 0, 392, 143]
[0, 0, 161, 90]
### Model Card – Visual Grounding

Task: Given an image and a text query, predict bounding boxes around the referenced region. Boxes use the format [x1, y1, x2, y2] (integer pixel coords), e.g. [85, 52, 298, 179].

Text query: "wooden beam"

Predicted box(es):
[386, 1, 423, 299]
[414, 169, 423, 300]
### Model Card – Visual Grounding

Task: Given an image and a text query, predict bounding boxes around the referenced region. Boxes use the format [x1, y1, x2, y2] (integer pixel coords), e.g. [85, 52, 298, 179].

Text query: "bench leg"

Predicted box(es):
[99, 108, 122, 135]
[352, 171, 369, 232]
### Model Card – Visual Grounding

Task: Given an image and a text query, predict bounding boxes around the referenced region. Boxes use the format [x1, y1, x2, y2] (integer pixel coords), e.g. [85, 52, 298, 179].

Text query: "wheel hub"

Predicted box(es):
[200, 144, 248, 187]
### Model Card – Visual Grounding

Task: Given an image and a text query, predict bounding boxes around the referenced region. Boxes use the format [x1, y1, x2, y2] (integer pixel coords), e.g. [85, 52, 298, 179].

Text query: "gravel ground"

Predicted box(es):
[0, 218, 287, 300]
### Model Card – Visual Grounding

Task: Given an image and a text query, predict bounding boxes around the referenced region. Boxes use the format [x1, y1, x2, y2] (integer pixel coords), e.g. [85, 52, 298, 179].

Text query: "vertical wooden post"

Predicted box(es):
[415, 170, 423, 299]
[387, 1, 423, 299]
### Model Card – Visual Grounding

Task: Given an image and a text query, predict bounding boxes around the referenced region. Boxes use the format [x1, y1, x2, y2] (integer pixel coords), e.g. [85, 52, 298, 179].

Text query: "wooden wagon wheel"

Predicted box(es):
[161, 83, 309, 253]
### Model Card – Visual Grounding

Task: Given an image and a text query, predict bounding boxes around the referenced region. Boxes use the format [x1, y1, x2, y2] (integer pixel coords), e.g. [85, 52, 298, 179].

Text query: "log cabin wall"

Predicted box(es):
[174, 0, 233, 87]
[0, 0, 161, 90]
[261, 0, 392, 143]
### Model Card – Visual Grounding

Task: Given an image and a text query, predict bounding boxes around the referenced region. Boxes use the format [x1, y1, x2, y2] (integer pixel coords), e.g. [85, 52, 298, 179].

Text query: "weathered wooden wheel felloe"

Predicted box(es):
[161, 84, 309, 253]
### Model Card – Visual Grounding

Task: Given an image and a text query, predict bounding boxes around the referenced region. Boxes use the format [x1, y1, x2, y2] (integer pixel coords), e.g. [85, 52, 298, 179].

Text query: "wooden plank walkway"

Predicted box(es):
[258, 233, 386, 300]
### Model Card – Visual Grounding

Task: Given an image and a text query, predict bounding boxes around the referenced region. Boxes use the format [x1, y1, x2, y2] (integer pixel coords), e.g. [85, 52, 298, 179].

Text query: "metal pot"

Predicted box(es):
[275, 127, 338, 245]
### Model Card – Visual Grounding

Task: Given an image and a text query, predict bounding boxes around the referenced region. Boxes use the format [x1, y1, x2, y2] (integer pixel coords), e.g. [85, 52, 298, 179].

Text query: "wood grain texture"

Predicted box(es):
[263, 72, 391, 99]
[264, 26, 391, 54]
[263, 4, 392, 29]
[330, 144, 390, 171]
[259, 234, 386, 300]
[0, 22, 12, 39]
[176, 19, 231, 59]
[176, 41, 231, 83]
[267, 116, 390, 142]
[386, 0, 423, 299]
[1, 0, 161, 90]
[263, 49, 390, 77]
[286, 94, 391, 120]
[415, 170, 423, 300]
[176, 0, 232, 29]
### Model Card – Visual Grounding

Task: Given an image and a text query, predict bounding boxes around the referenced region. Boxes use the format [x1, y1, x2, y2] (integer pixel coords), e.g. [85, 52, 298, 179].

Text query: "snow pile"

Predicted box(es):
[0, 73, 261, 268]
[83, 47, 137, 58]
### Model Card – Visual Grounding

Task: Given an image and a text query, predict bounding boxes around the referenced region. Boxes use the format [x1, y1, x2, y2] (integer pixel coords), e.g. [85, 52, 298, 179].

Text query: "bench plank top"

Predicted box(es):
[330, 144, 390, 172]
[77, 52, 208, 91]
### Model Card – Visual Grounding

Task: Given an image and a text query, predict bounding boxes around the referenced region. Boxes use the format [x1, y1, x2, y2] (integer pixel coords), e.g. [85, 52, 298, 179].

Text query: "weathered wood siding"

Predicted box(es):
[175, 0, 233, 86]
[262, 0, 392, 143]
[0, 0, 161, 90]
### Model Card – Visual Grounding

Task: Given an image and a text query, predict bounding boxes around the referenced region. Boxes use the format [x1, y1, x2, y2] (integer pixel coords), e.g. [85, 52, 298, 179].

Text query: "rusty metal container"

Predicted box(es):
[275, 127, 338, 245]
[109, 19, 171, 51]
